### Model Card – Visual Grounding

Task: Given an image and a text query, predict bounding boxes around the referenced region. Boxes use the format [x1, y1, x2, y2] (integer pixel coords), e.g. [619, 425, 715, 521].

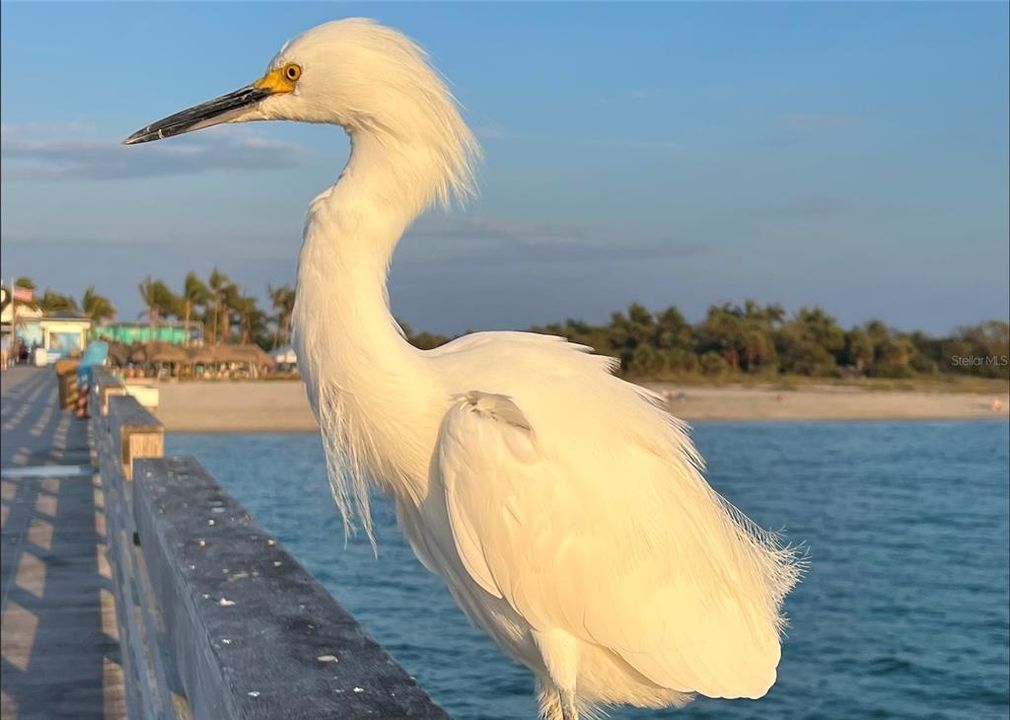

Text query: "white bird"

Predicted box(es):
[126, 19, 800, 719]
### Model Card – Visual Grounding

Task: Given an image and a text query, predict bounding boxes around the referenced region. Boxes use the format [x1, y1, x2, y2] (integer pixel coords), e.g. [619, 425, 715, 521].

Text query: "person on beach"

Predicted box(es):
[75, 341, 109, 420]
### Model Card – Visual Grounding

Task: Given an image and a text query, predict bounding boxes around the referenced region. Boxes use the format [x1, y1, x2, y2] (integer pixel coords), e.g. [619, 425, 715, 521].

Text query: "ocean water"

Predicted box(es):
[167, 421, 1010, 720]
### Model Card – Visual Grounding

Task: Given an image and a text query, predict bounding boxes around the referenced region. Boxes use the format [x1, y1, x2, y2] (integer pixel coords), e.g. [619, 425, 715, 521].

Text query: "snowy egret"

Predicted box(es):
[126, 19, 800, 719]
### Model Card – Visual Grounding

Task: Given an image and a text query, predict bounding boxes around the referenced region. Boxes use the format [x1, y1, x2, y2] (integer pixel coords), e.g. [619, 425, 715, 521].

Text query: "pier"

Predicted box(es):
[1, 367, 449, 719]
[1, 368, 125, 719]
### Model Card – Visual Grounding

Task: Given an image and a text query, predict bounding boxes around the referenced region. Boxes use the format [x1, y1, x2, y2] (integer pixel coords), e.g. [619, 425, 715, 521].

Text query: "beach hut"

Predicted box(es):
[232, 344, 275, 368]
[105, 341, 131, 368]
[146, 341, 189, 365]
[186, 345, 221, 379]
[187, 344, 275, 379]
[186, 346, 216, 364]
[217, 344, 275, 378]
[130, 341, 190, 378]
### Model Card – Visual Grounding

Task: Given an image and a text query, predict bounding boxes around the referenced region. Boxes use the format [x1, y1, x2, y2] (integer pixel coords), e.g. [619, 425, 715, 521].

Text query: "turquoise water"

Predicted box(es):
[168, 421, 1010, 720]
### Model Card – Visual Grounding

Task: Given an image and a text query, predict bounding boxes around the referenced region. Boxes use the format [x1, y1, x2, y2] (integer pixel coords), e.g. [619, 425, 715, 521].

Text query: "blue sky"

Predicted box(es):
[2, 2, 1007, 335]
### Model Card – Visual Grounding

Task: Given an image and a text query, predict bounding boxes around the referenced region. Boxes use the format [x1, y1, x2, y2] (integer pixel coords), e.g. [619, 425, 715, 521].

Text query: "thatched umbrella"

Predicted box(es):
[145, 341, 189, 364]
[106, 341, 130, 367]
[187, 344, 274, 377]
[186, 345, 217, 365]
[129, 344, 146, 363]
[229, 344, 276, 368]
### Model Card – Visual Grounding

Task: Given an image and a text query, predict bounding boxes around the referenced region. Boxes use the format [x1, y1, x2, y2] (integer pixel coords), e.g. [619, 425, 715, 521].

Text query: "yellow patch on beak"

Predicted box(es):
[253, 66, 300, 95]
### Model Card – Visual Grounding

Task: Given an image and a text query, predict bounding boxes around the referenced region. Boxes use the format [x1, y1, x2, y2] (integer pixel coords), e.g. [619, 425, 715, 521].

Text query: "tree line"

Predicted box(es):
[11, 276, 1008, 379]
[10, 272, 296, 349]
[409, 301, 1009, 381]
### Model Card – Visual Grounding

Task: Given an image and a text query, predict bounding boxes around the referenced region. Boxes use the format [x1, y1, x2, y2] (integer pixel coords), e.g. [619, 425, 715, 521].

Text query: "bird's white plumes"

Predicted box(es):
[128, 18, 801, 720]
[279, 20, 800, 718]
[263, 19, 480, 215]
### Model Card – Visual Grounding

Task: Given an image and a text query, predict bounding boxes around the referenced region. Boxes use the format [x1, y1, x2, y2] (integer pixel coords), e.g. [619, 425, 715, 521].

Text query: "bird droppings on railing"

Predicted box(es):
[89, 369, 451, 719]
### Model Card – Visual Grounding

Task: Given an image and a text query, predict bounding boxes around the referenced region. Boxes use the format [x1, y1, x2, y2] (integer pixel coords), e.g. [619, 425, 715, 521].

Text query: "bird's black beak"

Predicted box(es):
[122, 85, 272, 145]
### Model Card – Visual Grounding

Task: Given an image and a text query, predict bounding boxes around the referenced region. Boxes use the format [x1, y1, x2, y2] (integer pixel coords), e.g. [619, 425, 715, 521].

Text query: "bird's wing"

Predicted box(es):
[431, 390, 798, 700]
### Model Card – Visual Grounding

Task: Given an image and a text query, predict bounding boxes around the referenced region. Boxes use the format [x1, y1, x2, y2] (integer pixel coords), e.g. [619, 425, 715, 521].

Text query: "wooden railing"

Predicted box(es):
[90, 370, 449, 720]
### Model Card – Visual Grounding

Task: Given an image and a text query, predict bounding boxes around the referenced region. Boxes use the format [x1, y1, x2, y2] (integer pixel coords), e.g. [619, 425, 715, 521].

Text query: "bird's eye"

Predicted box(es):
[284, 64, 302, 82]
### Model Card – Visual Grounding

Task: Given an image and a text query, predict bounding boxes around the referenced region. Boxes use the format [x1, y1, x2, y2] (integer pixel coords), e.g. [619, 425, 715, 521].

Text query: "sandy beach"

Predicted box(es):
[141, 379, 1009, 432]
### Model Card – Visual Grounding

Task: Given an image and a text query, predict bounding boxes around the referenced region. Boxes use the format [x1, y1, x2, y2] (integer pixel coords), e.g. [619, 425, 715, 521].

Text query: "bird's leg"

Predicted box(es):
[534, 630, 581, 720]
[559, 688, 579, 720]
[536, 682, 579, 720]
[536, 681, 563, 720]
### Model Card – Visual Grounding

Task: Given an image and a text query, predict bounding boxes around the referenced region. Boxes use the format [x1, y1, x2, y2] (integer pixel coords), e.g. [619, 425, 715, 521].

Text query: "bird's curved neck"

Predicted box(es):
[299, 131, 425, 372]
[294, 129, 437, 503]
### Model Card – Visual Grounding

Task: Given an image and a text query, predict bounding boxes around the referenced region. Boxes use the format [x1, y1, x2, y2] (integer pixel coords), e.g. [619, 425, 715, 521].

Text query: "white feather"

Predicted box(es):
[144, 18, 802, 717]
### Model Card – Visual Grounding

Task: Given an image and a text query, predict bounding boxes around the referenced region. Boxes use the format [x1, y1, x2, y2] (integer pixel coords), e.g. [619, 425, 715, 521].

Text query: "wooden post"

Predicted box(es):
[122, 428, 164, 481]
[108, 395, 164, 481]
[101, 385, 127, 416]
[94, 369, 128, 416]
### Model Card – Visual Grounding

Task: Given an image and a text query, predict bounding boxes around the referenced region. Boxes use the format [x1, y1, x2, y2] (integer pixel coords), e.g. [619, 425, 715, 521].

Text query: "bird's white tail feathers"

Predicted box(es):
[643, 385, 804, 636]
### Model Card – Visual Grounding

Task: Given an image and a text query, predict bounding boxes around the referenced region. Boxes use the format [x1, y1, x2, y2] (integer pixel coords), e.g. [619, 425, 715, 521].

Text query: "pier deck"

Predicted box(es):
[1, 367, 126, 720]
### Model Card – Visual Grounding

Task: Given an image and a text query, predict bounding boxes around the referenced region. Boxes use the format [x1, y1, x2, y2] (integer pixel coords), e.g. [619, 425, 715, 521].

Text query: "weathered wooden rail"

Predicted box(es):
[90, 369, 449, 719]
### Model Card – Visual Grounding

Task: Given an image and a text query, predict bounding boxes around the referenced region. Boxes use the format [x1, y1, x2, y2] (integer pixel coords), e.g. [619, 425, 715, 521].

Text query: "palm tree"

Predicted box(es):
[232, 293, 267, 345]
[81, 286, 116, 323]
[181, 272, 211, 346]
[219, 283, 244, 344]
[207, 268, 231, 345]
[138, 276, 177, 338]
[37, 289, 79, 313]
[267, 284, 296, 348]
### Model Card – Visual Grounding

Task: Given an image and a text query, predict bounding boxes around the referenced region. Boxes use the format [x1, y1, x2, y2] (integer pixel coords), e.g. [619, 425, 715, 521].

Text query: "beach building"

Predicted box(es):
[38, 311, 93, 362]
[1, 290, 46, 363]
[92, 321, 202, 346]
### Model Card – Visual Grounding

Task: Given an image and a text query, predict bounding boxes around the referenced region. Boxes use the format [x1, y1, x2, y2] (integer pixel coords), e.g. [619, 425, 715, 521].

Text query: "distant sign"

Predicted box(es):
[12, 286, 33, 302]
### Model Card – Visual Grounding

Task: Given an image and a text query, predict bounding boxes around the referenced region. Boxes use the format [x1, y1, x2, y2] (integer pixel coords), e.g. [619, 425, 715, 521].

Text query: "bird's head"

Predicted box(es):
[124, 18, 478, 207]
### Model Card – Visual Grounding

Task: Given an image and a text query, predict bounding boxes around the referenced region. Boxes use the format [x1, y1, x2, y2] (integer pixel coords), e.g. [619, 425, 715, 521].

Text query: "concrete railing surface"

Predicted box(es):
[90, 370, 449, 720]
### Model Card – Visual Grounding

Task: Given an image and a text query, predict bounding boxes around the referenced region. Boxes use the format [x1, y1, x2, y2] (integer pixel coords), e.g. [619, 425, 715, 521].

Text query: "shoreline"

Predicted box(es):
[141, 379, 1009, 432]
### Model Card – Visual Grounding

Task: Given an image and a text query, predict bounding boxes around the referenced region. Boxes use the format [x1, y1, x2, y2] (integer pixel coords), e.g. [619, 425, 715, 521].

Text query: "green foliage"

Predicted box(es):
[81, 286, 116, 322]
[940, 321, 1010, 379]
[25, 272, 1010, 381]
[697, 301, 782, 373]
[700, 351, 733, 377]
[410, 332, 451, 350]
[268, 284, 297, 348]
[37, 289, 79, 313]
[777, 307, 845, 376]
[528, 302, 1007, 382]
[137, 276, 178, 328]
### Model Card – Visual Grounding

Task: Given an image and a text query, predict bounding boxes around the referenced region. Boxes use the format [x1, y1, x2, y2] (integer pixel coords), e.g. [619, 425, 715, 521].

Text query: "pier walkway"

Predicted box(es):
[2, 366, 447, 719]
[1, 368, 126, 719]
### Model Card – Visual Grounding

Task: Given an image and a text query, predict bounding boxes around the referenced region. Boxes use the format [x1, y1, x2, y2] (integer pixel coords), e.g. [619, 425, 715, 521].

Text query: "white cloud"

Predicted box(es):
[1, 122, 306, 181]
